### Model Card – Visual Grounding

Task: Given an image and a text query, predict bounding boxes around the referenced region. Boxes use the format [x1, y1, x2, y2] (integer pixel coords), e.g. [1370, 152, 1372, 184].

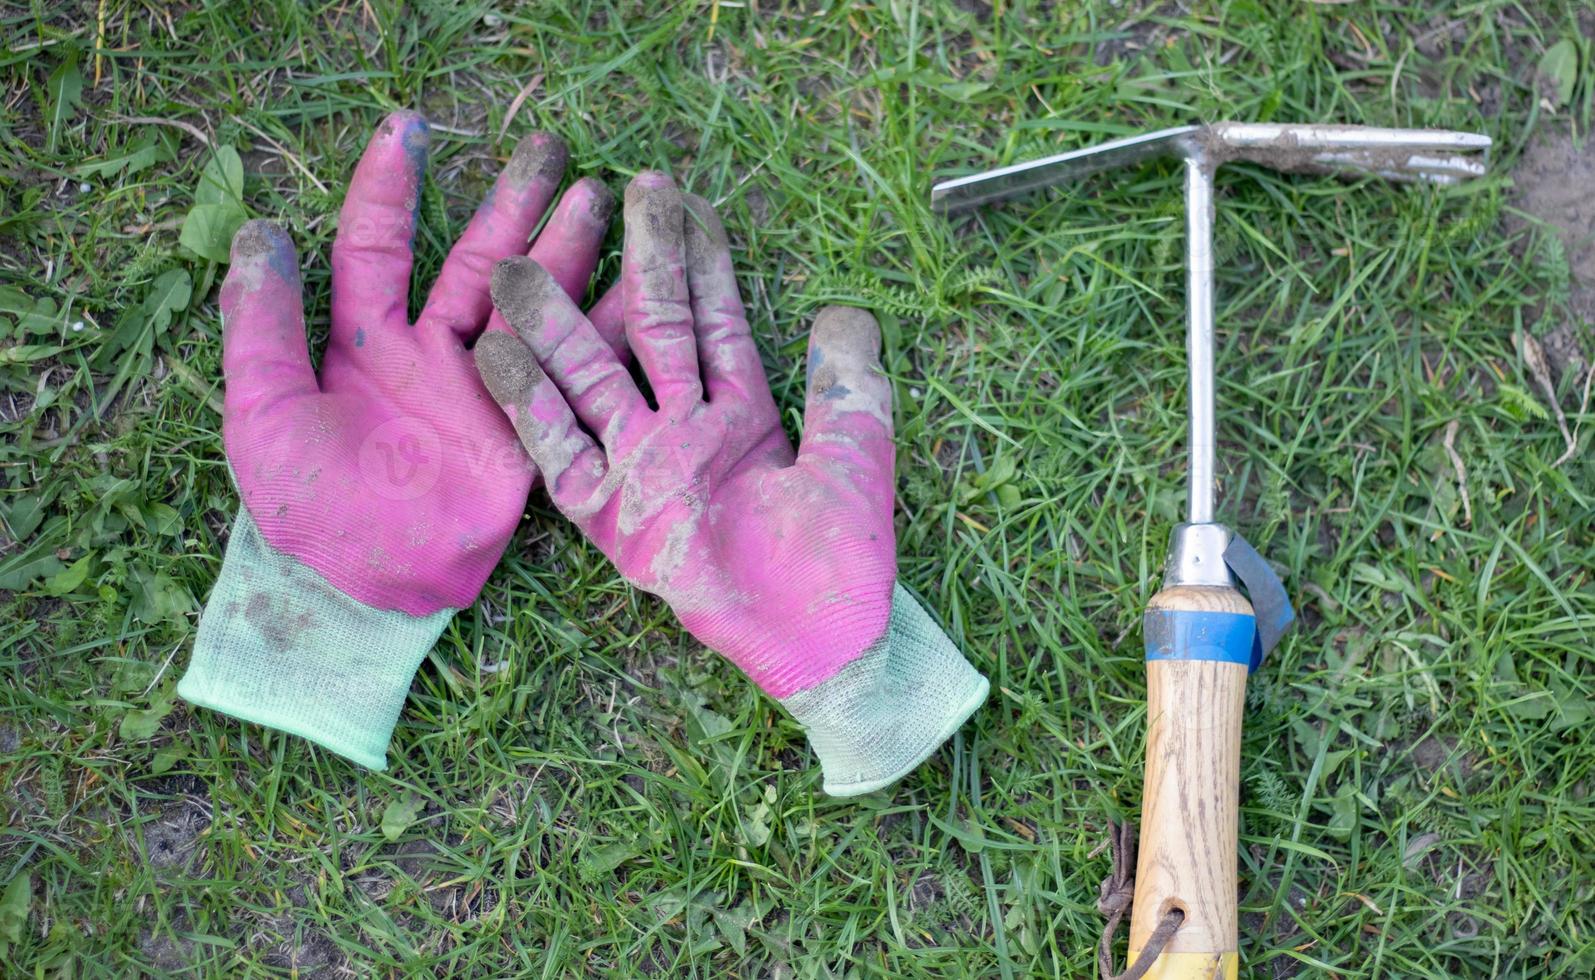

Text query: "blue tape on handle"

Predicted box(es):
[1144, 609, 1257, 671]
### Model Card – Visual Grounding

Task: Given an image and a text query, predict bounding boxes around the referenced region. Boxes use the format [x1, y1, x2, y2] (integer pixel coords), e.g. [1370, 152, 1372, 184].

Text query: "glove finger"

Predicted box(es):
[474, 329, 610, 512]
[418, 131, 569, 342]
[586, 280, 626, 356]
[480, 277, 626, 360]
[622, 172, 703, 408]
[329, 110, 428, 345]
[221, 220, 318, 430]
[490, 257, 649, 449]
[526, 177, 615, 301]
[795, 306, 894, 501]
[682, 194, 775, 415]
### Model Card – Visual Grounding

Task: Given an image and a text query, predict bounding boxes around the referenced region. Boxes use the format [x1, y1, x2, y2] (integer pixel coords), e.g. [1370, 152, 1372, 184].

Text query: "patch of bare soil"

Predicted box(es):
[1409, 734, 1481, 786]
[256, 913, 344, 978]
[1512, 125, 1595, 380]
[1090, 1, 1187, 67]
[138, 912, 198, 972]
[135, 795, 212, 873]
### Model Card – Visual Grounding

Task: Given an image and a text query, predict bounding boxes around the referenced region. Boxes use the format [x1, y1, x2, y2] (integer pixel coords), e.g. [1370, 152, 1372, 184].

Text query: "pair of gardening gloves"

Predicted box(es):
[177, 112, 988, 796]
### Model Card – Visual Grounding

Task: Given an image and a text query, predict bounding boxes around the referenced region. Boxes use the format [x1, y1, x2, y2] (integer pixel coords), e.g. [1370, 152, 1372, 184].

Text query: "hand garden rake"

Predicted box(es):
[933, 121, 1490, 980]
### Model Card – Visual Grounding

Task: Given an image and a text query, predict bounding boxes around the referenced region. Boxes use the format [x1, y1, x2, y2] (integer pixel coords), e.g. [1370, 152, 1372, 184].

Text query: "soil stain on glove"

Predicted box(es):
[504, 131, 570, 189]
[474, 329, 546, 410]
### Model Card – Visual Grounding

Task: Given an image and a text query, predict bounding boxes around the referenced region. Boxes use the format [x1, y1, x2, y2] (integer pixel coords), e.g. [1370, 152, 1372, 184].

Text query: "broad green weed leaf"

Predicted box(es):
[183, 146, 248, 263]
[712, 900, 756, 957]
[1, 493, 51, 541]
[77, 131, 176, 179]
[151, 742, 189, 775]
[579, 841, 640, 883]
[180, 204, 247, 263]
[0, 344, 62, 364]
[139, 501, 183, 537]
[1547, 681, 1592, 732]
[1539, 39, 1579, 107]
[46, 54, 82, 153]
[145, 269, 193, 333]
[0, 287, 61, 347]
[1326, 780, 1358, 840]
[129, 564, 193, 624]
[120, 695, 175, 740]
[43, 554, 91, 596]
[0, 549, 65, 591]
[97, 268, 195, 367]
[195, 146, 245, 206]
[381, 794, 423, 841]
[0, 873, 29, 951]
[0, 286, 59, 337]
[739, 784, 775, 848]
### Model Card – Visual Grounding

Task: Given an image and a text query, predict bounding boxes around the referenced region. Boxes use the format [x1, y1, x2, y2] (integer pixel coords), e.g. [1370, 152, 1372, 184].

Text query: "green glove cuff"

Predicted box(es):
[780, 582, 989, 796]
[177, 509, 453, 770]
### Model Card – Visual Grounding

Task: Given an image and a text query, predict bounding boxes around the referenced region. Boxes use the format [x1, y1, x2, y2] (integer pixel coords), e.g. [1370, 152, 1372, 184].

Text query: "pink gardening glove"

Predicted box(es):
[178, 111, 623, 769]
[473, 173, 988, 795]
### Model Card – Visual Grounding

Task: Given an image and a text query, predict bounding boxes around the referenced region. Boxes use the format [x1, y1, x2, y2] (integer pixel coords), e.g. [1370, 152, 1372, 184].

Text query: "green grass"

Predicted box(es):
[2, 0, 1593, 976]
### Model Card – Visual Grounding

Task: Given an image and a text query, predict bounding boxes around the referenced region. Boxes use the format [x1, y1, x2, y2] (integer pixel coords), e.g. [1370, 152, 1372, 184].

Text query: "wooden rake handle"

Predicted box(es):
[1127, 584, 1254, 980]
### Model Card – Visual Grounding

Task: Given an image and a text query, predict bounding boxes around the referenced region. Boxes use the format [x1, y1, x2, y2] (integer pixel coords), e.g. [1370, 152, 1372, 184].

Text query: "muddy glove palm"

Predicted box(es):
[473, 173, 988, 795]
[178, 112, 617, 768]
